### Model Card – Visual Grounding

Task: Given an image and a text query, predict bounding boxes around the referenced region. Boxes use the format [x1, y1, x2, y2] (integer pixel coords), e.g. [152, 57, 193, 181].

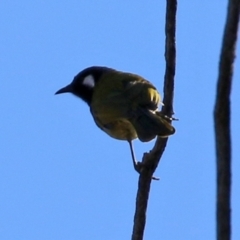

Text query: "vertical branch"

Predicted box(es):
[131, 1, 177, 240]
[162, 0, 177, 115]
[214, 1, 240, 240]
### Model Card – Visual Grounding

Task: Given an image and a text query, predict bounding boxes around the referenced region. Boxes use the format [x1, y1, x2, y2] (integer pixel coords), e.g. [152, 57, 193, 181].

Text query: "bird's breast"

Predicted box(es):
[91, 111, 137, 141]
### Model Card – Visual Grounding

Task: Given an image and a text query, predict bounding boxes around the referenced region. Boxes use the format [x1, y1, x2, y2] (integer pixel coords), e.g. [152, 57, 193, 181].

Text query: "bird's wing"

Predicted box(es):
[107, 72, 175, 142]
[91, 71, 161, 117]
[120, 73, 161, 111]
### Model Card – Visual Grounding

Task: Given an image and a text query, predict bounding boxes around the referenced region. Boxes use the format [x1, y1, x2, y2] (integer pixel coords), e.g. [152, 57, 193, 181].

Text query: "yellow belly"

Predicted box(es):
[93, 115, 137, 141]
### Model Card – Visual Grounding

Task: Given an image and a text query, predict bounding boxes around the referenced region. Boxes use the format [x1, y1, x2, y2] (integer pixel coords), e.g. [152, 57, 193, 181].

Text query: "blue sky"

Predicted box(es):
[1, 1, 239, 239]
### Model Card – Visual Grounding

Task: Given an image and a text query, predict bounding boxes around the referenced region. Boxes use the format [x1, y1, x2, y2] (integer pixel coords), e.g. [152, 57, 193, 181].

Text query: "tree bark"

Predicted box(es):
[214, 1, 240, 240]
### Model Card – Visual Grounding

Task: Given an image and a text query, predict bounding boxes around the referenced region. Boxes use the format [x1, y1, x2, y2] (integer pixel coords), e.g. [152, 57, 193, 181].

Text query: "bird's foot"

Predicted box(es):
[133, 161, 159, 180]
[156, 111, 179, 121]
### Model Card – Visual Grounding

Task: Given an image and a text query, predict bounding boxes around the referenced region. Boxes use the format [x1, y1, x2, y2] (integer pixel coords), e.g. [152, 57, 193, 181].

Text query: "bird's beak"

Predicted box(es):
[55, 84, 72, 95]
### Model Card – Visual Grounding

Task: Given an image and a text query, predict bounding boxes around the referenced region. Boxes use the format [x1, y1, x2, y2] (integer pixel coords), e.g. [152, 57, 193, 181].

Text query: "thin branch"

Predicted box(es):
[214, 1, 240, 240]
[131, 1, 177, 240]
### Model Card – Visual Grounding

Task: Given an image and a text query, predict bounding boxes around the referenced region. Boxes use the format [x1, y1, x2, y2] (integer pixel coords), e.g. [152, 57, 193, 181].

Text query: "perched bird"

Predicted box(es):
[55, 66, 175, 171]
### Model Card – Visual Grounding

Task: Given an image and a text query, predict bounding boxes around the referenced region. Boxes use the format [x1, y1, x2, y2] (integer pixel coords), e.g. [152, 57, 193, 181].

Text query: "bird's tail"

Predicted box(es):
[130, 108, 175, 142]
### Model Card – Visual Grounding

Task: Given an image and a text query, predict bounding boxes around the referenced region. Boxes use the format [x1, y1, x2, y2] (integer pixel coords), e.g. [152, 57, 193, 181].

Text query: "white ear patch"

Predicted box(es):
[83, 75, 95, 88]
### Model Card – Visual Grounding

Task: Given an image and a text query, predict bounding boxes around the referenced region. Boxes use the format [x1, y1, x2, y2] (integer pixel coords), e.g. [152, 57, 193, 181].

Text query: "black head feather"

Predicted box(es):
[55, 66, 114, 105]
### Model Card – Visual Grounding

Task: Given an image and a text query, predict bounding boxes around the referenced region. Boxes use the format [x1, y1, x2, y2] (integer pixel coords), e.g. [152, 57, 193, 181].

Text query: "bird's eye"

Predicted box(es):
[83, 75, 95, 88]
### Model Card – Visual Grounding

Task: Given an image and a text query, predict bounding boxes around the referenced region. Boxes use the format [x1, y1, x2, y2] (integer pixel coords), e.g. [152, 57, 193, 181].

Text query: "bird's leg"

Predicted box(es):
[128, 140, 159, 180]
[128, 140, 142, 173]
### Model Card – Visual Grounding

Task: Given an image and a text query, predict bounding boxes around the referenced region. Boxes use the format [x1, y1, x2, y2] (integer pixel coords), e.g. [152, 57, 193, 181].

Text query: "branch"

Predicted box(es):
[131, 1, 177, 240]
[214, 1, 240, 240]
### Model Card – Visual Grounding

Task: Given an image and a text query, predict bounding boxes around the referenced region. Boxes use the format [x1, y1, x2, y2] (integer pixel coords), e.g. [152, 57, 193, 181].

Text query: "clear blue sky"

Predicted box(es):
[1, 1, 239, 239]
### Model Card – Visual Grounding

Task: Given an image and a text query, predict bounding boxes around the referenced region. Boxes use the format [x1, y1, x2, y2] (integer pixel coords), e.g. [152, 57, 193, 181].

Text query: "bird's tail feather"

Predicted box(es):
[130, 108, 175, 142]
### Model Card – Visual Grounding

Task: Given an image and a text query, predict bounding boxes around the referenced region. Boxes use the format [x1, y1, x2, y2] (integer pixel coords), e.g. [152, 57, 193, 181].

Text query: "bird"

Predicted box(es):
[55, 66, 175, 172]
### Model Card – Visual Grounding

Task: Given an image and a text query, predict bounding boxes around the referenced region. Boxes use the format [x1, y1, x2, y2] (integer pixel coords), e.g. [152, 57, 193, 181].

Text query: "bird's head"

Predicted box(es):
[55, 66, 113, 105]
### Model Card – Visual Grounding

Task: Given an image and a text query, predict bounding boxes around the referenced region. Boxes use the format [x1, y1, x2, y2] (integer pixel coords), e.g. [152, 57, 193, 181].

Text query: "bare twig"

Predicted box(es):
[214, 1, 240, 240]
[131, 1, 177, 240]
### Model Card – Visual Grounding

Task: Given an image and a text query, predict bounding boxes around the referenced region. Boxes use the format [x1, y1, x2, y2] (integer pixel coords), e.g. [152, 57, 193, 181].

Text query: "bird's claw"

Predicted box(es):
[156, 111, 179, 121]
[133, 161, 159, 180]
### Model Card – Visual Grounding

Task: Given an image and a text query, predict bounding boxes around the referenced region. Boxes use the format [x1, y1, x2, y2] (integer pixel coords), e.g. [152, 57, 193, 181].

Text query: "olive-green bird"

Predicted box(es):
[55, 66, 175, 171]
